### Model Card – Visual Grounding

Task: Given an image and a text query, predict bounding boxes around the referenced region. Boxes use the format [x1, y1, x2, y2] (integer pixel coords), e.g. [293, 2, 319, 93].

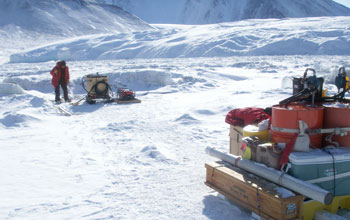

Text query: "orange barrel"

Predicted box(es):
[271, 104, 324, 148]
[323, 106, 350, 147]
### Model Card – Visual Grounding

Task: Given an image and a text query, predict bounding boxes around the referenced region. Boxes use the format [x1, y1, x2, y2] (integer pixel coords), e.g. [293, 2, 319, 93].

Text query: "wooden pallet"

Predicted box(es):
[205, 161, 304, 220]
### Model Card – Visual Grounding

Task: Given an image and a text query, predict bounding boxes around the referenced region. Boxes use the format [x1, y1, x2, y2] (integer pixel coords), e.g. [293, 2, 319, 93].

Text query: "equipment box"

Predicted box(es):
[229, 125, 243, 156]
[85, 74, 109, 97]
[288, 148, 350, 196]
[205, 161, 304, 220]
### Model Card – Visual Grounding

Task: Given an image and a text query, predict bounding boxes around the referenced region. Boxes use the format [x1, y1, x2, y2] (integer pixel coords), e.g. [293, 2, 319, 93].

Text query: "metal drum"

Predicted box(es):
[271, 104, 324, 148]
[324, 106, 350, 147]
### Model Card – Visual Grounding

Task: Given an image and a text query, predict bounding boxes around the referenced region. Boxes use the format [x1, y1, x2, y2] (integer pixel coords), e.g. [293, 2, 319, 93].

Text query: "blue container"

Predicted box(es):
[288, 148, 350, 196]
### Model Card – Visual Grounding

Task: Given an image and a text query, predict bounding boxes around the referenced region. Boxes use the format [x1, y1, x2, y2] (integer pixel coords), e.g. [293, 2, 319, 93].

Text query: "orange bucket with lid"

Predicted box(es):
[271, 104, 324, 148]
[323, 106, 350, 147]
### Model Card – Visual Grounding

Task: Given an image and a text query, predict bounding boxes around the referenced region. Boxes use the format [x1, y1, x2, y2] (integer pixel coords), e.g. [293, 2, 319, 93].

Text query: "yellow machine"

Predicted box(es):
[81, 73, 141, 105]
[85, 74, 109, 96]
[83, 74, 111, 104]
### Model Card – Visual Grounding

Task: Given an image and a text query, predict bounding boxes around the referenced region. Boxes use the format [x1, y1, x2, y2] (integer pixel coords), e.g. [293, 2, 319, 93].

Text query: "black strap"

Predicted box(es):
[323, 149, 336, 196]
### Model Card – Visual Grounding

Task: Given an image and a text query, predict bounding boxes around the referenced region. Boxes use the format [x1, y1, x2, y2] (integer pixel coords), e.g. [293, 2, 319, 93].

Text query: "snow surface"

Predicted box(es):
[2, 57, 350, 220]
[1, 1, 350, 219]
[3, 54, 350, 220]
[335, 0, 350, 7]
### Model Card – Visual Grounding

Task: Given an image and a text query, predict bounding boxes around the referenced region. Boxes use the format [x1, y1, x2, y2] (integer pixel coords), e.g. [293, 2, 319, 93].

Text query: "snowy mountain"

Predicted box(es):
[0, 0, 349, 63]
[100, 0, 350, 24]
[0, 0, 154, 63]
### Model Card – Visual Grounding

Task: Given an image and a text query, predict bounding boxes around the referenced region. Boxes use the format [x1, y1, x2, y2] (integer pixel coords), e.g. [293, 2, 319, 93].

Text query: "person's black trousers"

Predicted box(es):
[55, 81, 68, 101]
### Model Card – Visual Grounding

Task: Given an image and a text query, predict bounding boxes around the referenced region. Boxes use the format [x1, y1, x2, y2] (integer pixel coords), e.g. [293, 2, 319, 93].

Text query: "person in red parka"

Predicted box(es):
[50, 60, 70, 103]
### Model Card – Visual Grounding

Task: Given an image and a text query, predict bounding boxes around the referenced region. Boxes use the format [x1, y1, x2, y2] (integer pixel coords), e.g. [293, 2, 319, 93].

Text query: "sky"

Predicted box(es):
[334, 0, 350, 7]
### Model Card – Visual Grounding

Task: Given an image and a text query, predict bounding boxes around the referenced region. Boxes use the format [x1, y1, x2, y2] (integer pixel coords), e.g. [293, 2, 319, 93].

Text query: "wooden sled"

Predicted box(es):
[205, 161, 304, 220]
[115, 98, 142, 104]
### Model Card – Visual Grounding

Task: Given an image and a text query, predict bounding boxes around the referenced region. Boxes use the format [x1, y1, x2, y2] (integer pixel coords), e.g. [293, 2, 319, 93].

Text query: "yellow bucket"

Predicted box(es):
[242, 146, 251, 160]
[243, 125, 269, 141]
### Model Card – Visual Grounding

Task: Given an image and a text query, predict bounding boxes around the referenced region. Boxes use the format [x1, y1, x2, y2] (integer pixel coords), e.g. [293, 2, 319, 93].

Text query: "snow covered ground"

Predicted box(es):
[0, 56, 350, 219]
[1, 7, 350, 220]
[1, 56, 350, 220]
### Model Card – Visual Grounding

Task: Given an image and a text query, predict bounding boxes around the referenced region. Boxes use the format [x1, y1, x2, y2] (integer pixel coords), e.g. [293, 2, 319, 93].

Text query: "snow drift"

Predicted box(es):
[0, 83, 25, 96]
[9, 16, 350, 63]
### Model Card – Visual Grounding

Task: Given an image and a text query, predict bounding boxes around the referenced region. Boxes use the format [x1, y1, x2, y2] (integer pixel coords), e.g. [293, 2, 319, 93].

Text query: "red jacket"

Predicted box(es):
[225, 107, 271, 127]
[50, 63, 70, 87]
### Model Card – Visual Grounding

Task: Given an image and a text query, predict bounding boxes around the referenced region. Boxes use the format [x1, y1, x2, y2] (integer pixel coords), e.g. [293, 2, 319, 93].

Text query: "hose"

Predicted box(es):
[82, 76, 114, 98]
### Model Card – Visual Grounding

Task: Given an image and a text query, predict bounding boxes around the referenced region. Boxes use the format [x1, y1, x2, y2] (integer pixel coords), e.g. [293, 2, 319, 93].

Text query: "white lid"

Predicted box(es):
[243, 124, 259, 132]
[289, 147, 350, 165]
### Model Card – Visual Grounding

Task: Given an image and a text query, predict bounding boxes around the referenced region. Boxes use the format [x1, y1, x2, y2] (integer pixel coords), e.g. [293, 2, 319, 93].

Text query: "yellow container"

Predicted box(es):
[243, 125, 269, 141]
[302, 195, 350, 220]
[322, 89, 328, 97]
[242, 146, 251, 160]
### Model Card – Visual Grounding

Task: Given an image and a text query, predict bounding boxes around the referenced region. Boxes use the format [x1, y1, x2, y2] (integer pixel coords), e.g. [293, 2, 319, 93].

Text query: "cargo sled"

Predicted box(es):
[205, 67, 350, 220]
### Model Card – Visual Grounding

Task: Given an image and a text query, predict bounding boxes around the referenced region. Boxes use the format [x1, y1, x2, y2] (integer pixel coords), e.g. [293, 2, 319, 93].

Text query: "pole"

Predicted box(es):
[205, 147, 333, 205]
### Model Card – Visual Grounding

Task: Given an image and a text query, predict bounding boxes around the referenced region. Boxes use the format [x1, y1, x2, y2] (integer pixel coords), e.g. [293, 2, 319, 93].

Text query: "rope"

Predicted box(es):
[278, 171, 286, 186]
[271, 125, 299, 133]
[323, 149, 337, 196]
[271, 125, 350, 136]
[256, 187, 261, 217]
[70, 97, 85, 106]
[234, 157, 241, 167]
